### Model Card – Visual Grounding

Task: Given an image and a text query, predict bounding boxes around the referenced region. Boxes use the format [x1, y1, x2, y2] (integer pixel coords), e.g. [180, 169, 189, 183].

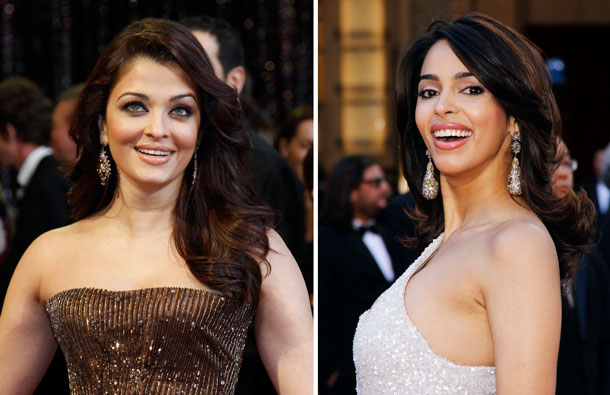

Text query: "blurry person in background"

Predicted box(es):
[0, 76, 71, 393]
[276, 106, 314, 292]
[319, 155, 406, 395]
[553, 140, 610, 395]
[51, 83, 84, 164]
[276, 106, 314, 185]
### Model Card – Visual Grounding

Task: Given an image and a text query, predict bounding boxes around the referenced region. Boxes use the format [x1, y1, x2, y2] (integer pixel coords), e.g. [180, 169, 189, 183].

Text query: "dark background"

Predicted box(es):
[526, 25, 610, 185]
[0, 0, 313, 125]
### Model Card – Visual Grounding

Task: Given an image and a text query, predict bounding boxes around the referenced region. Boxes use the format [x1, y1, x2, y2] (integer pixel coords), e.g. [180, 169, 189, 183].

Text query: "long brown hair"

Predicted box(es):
[396, 13, 594, 280]
[68, 18, 273, 306]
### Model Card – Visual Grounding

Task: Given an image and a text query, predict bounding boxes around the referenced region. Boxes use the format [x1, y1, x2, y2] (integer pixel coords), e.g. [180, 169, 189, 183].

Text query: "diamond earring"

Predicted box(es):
[191, 148, 198, 186]
[97, 144, 111, 186]
[422, 150, 439, 200]
[507, 130, 522, 196]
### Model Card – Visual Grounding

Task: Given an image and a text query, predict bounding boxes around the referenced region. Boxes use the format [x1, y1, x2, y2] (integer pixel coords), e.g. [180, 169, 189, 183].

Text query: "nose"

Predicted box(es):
[145, 109, 169, 139]
[434, 90, 457, 115]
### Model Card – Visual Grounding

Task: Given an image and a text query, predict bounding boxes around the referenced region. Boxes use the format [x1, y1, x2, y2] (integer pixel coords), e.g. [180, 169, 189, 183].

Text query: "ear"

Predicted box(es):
[507, 116, 519, 136]
[349, 188, 360, 206]
[98, 116, 108, 145]
[225, 66, 246, 95]
[5, 123, 18, 141]
[278, 137, 289, 158]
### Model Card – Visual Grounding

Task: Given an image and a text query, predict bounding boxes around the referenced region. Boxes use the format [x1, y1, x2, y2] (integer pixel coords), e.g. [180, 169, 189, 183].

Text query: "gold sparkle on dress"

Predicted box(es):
[45, 287, 252, 394]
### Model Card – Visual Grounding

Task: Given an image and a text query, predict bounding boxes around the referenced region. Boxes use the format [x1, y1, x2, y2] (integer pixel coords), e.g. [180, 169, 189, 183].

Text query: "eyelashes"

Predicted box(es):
[417, 85, 486, 99]
[121, 101, 194, 117]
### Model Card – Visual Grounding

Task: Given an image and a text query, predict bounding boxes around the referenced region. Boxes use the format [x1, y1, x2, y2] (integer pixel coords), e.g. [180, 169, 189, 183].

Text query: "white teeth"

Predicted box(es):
[433, 129, 472, 138]
[136, 148, 171, 156]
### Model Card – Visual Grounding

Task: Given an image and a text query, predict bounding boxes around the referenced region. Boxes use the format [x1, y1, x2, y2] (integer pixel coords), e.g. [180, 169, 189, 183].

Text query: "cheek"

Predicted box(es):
[415, 102, 430, 139]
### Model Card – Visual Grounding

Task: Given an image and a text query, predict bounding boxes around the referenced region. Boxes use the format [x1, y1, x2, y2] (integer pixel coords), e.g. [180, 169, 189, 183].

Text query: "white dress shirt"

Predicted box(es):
[353, 218, 395, 282]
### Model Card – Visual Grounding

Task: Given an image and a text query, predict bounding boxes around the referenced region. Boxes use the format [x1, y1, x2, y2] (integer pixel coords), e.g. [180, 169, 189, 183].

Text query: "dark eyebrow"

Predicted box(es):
[117, 92, 147, 102]
[419, 72, 476, 82]
[116, 92, 197, 102]
[170, 94, 197, 102]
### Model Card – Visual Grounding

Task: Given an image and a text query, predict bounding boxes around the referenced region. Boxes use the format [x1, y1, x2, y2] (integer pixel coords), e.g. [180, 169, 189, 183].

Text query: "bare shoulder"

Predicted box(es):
[263, 228, 295, 273]
[481, 218, 559, 290]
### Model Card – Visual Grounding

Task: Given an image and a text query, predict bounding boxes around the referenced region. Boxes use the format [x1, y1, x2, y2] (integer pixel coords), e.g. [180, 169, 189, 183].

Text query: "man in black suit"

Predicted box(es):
[553, 141, 610, 394]
[180, 16, 306, 394]
[319, 155, 407, 394]
[0, 77, 71, 393]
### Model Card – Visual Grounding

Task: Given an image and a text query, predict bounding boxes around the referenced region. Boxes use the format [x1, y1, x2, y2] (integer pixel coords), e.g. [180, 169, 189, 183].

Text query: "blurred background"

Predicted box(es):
[0, 0, 313, 125]
[319, 0, 610, 192]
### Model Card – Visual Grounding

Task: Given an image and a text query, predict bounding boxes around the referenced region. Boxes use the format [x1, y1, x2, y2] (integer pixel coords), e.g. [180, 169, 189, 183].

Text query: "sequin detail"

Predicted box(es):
[353, 234, 496, 394]
[45, 287, 253, 394]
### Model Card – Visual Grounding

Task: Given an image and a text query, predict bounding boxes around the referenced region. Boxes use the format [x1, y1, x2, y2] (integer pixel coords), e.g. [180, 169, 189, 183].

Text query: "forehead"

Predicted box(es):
[111, 56, 196, 97]
[363, 164, 383, 178]
[420, 39, 469, 76]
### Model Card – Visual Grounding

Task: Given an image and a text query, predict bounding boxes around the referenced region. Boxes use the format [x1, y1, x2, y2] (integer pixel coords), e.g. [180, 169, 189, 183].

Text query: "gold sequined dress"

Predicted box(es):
[45, 287, 253, 394]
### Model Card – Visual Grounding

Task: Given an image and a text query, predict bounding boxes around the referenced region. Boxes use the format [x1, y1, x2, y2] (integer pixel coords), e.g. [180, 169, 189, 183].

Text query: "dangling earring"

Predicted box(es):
[191, 148, 198, 186]
[97, 144, 111, 186]
[422, 150, 439, 200]
[507, 129, 522, 196]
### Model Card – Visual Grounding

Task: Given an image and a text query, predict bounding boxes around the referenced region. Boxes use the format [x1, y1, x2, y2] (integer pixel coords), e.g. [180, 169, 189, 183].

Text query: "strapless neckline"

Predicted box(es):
[45, 286, 230, 306]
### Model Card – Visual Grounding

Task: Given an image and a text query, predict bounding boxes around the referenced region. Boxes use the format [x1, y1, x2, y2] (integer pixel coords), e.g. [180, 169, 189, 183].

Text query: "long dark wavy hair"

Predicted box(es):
[68, 18, 273, 306]
[396, 13, 594, 280]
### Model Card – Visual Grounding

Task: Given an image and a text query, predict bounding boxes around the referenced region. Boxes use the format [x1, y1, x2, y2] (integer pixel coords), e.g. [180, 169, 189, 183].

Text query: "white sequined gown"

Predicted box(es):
[353, 234, 496, 394]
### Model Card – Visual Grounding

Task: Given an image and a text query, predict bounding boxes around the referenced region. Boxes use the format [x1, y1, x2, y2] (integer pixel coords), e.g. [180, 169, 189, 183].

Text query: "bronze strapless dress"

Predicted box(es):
[45, 287, 253, 394]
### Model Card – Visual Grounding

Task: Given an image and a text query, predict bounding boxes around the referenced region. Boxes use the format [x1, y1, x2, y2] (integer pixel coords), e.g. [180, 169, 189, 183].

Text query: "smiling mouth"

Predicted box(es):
[433, 129, 472, 142]
[135, 147, 172, 157]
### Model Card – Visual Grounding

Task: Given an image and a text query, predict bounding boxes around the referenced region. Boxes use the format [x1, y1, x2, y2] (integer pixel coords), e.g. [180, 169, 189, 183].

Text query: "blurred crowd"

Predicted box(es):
[0, 15, 312, 395]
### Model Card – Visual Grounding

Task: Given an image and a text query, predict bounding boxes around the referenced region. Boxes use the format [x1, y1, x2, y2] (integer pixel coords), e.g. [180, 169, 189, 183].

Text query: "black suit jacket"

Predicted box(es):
[318, 221, 408, 394]
[0, 154, 71, 394]
[557, 248, 610, 395]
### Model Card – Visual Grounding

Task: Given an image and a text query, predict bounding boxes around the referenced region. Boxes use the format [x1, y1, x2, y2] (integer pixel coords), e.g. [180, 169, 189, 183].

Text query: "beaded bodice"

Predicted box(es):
[45, 287, 253, 395]
[353, 234, 496, 394]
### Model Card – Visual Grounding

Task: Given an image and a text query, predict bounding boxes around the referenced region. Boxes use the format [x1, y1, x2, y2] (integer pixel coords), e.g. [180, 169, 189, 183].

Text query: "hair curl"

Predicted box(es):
[396, 13, 594, 280]
[68, 18, 273, 306]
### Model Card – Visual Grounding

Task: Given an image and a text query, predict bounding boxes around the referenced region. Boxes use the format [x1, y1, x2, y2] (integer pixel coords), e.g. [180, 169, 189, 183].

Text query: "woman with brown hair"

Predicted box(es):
[0, 18, 312, 394]
[353, 13, 594, 394]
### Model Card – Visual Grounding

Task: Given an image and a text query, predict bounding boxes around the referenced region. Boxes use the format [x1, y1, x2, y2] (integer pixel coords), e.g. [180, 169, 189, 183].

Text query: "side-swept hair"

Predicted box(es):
[396, 13, 594, 280]
[68, 18, 272, 306]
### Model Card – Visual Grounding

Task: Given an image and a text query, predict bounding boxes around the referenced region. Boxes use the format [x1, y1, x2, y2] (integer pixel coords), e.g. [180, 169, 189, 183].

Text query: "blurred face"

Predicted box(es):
[350, 164, 391, 220]
[415, 40, 512, 179]
[552, 142, 574, 198]
[281, 119, 313, 182]
[191, 30, 225, 80]
[0, 124, 19, 168]
[51, 99, 78, 163]
[102, 57, 200, 191]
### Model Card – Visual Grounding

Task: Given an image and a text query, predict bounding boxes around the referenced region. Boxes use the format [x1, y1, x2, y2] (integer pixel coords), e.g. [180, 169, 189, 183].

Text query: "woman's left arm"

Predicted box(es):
[483, 223, 562, 395]
[254, 229, 313, 394]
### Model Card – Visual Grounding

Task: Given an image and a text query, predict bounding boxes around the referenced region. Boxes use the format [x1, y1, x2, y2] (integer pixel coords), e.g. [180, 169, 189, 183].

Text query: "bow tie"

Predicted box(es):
[356, 224, 379, 237]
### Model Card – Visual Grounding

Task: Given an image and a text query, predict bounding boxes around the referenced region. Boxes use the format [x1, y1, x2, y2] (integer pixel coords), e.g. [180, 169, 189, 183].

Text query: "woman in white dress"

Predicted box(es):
[353, 13, 594, 394]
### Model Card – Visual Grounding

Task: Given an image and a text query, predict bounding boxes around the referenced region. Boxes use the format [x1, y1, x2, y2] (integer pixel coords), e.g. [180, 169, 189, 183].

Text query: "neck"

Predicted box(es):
[440, 150, 525, 238]
[104, 175, 182, 237]
[16, 142, 39, 169]
[353, 212, 373, 223]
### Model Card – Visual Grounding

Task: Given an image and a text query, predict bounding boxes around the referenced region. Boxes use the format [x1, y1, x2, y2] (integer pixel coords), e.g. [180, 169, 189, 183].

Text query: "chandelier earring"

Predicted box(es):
[98, 141, 111, 186]
[422, 150, 439, 200]
[191, 147, 199, 186]
[507, 128, 522, 196]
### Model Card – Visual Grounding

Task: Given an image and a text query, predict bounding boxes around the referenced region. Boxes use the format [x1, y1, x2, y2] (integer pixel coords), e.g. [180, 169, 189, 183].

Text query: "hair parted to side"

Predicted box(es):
[321, 155, 376, 231]
[396, 13, 594, 281]
[68, 18, 273, 307]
